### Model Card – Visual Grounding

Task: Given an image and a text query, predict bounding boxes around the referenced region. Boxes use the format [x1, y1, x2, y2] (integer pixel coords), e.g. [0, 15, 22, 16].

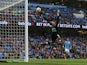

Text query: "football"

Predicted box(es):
[36, 7, 41, 12]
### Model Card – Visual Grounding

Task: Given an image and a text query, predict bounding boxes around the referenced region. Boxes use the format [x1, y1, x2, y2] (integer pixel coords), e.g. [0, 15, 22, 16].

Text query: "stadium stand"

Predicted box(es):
[0, 3, 87, 59]
[29, 3, 87, 25]
[28, 27, 87, 59]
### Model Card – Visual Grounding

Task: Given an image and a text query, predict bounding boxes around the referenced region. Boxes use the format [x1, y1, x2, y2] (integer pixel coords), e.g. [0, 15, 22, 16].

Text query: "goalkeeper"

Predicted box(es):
[49, 10, 61, 44]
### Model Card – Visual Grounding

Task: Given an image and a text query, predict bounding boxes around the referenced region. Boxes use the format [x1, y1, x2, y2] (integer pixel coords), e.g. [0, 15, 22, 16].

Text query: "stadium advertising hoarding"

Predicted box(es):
[0, 21, 7, 24]
[0, 21, 87, 29]
[82, 25, 87, 29]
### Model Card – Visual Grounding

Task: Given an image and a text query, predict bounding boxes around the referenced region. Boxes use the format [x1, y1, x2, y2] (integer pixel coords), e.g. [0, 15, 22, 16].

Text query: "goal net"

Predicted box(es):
[0, 0, 28, 62]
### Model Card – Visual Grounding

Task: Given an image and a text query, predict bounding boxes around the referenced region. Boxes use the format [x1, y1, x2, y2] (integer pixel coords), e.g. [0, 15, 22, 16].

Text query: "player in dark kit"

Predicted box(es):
[49, 10, 61, 44]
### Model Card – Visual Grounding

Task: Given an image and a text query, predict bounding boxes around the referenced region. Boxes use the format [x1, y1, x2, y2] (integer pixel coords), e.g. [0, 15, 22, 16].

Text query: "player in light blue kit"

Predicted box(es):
[64, 38, 71, 59]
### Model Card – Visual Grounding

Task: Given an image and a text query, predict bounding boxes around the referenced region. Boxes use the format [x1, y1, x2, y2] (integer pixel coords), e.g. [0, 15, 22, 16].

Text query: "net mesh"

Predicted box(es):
[0, 0, 25, 60]
[0, 0, 24, 11]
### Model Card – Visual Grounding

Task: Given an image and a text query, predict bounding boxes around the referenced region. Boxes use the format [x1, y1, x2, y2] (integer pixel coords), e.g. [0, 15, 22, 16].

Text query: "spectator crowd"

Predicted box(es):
[0, 33, 87, 59]
[29, 3, 87, 25]
[28, 34, 87, 59]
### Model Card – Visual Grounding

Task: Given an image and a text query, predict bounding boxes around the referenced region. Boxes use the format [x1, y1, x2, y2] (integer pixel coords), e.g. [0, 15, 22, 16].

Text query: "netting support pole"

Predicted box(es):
[24, 0, 28, 62]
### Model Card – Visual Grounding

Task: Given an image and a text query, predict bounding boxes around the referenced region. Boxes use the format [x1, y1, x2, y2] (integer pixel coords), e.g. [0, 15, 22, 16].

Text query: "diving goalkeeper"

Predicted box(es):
[49, 10, 61, 43]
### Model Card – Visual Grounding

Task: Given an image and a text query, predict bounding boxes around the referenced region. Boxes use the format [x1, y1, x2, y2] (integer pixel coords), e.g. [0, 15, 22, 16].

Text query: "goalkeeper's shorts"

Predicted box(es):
[51, 32, 58, 43]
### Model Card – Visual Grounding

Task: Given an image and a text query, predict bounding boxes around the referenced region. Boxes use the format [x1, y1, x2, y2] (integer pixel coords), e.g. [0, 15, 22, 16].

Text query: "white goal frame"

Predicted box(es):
[24, 0, 28, 62]
[0, 0, 29, 62]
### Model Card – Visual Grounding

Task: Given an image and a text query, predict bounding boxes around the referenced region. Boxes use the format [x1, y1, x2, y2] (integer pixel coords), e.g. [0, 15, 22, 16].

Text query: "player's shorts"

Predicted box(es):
[65, 48, 70, 53]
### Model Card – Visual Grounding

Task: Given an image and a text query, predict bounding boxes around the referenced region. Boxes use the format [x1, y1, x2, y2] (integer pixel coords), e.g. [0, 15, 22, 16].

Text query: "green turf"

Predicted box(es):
[0, 59, 87, 65]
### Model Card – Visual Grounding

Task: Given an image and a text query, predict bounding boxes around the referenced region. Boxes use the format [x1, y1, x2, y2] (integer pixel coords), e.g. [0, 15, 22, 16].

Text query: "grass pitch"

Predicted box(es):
[0, 59, 87, 65]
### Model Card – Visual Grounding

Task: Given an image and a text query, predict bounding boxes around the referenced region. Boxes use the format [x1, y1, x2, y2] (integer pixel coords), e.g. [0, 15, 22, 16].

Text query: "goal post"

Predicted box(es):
[25, 0, 29, 62]
[0, 0, 28, 62]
